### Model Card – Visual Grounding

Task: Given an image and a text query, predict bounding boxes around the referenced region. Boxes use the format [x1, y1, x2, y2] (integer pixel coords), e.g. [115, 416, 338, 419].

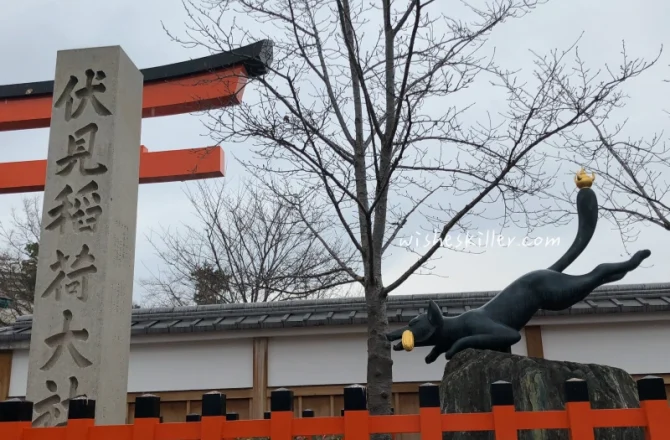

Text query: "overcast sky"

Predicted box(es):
[0, 0, 668, 303]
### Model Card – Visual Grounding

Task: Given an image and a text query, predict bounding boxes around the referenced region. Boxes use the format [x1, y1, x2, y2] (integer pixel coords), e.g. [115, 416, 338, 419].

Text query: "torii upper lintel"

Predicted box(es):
[0, 40, 273, 192]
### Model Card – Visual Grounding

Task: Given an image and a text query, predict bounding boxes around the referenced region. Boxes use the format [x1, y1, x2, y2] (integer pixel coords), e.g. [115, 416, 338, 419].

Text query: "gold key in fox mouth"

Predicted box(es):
[401, 330, 414, 351]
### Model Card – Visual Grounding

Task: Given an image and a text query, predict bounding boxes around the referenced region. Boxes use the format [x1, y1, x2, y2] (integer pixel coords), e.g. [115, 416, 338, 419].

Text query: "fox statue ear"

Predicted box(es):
[427, 300, 443, 326]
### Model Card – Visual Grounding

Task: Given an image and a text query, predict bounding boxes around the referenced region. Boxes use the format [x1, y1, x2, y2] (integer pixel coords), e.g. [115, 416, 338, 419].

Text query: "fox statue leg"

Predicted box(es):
[538, 249, 651, 311]
[443, 319, 521, 361]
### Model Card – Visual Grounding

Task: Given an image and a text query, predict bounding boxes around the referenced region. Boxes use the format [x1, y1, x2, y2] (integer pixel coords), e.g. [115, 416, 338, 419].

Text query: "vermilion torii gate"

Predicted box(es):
[0, 40, 272, 194]
[0, 41, 272, 427]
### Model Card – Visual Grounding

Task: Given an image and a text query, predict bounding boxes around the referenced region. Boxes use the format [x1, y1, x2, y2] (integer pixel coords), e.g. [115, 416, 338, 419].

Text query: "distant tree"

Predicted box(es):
[0, 197, 146, 322]
[0, 197, 41, 325]
[141, 179, 354, 307]
[190, 263, 231, 305]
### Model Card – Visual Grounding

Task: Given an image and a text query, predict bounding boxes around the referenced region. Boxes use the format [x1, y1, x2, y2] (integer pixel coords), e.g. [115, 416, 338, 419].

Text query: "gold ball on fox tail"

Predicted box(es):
[575, 167, 595, 188]
[401, 330, 414, 351]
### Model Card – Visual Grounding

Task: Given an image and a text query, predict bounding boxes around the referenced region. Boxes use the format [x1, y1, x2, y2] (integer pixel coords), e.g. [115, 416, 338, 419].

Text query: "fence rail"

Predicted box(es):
[1, 376, 669, 440]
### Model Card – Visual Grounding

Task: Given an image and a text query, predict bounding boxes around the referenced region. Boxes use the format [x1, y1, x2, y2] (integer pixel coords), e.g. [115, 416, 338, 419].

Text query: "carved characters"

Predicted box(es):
[55, 123, 108, 177]
[45, 181, 103, 233]
[33, 377, 79, 427]
[40, 310, 92, 371]
[45, 186, 74, 233]
[71, 181, 103, 232]
[54, 70, 112, 121]
[40, 246, 97, 302]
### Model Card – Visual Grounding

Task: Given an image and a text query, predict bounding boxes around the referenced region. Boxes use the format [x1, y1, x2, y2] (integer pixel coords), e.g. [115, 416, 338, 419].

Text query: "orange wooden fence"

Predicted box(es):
[1, 376, 668, 440]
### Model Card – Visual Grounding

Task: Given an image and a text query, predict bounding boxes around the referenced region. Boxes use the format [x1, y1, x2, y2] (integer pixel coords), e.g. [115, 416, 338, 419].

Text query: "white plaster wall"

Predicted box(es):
[392, 345, 453, 383]
[127, 339, 253, 392]
[268, 333, 367, 387]
[268, 332, 450, 387]
[8, 339, 253, 396]
[8, 349, 28, 397]
[512, 328, 528, 357]
[266, 330, 530, 387]
[542, 321, 670, 374]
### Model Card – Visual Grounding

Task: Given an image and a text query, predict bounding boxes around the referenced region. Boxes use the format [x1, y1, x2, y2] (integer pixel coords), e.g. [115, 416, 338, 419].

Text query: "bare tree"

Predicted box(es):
[554, 114, 670, 246]
[142, 179, 354, 307]
[165, 0, 659, 416]
[0, 197, 41, 325]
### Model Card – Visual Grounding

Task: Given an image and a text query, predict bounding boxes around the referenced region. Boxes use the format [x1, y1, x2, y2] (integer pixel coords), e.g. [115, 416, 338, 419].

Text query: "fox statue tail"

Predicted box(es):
[547, 188, 598, 273]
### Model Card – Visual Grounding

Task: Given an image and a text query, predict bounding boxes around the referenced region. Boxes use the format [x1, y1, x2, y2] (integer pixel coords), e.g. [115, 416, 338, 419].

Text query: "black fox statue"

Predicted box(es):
[387, 176, 651, 364]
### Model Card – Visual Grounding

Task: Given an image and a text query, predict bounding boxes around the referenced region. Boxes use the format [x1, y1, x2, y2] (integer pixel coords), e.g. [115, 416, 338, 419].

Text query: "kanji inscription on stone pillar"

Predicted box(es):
[26, 46, 143, 427]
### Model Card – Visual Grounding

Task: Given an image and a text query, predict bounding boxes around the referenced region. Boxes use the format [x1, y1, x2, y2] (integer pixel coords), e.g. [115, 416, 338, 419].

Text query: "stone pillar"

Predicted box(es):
[26, 46, 143, 426]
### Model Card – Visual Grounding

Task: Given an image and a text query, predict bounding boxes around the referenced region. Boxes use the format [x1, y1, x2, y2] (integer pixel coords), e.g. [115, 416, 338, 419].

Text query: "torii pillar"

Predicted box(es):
[0, 40, 272, 426]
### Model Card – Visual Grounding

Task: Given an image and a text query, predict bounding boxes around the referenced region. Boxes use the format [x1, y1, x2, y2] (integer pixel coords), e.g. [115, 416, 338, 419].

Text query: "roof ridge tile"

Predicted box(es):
[3, 282, 669, 343]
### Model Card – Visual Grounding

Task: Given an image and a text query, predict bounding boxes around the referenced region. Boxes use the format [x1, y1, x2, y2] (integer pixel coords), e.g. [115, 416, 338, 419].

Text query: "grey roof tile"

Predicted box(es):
[589, 299, 619, 311]
[238, 315, 267, 329]
[286, 313, 311, 325]
[330, 310, 356, 325]
[352, 311, 367, 325]
[132, 320, 159, 330]
[216, 316, 245, 330]
[170, 318, 201, 333]
[2, 282, 670, 346]
[306, 311, 331, 323]
[15, 327, 31, 336]
[569, 302, 592, 314]
[617, 298, 643, 307]
[264, 313, 290, 326]
[147, 320, 179, 334]
[401, 308, 418, 320]
[194, 317, 223, 331]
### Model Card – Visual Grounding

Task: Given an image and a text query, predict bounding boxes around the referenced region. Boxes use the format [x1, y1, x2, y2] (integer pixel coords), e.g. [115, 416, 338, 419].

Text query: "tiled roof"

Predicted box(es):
[1, 283, 669, 343]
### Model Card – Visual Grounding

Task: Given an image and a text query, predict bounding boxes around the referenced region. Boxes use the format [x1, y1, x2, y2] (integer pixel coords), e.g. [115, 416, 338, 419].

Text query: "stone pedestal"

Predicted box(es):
[441, 349, 644, 440]
[26, 46, 143, 426]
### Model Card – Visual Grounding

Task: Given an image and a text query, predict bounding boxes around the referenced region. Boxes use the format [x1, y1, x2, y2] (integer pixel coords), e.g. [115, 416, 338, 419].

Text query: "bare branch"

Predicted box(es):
[141, 179, 356, 307]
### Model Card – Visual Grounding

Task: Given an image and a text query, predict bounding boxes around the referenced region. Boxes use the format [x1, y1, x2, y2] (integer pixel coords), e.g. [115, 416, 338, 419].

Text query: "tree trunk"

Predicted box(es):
[365, 286, 393, 418]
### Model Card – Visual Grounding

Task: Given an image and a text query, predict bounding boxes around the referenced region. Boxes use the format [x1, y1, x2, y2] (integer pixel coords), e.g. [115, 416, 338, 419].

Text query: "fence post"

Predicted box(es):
[490, 380, 516, 440]
[637, 376, 670, 440]
[564, 378, 594, 440]
[302, 408, 315, 440]
[0, 399, 33, 440]
[419, 383, 441, 440]
[133, 394, 161, 440]
[67, 397, 95, 440]
[343, 384, 369, 440]
[270, 388, 294, 440]
[224, 412, 238, 440]
[186, 414, 202, 422]
[201, 392, 226, 440]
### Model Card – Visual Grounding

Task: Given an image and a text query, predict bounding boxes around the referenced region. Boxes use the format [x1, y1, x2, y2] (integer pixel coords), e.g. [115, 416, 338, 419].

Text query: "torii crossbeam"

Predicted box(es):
[0, 40, 272, 193]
